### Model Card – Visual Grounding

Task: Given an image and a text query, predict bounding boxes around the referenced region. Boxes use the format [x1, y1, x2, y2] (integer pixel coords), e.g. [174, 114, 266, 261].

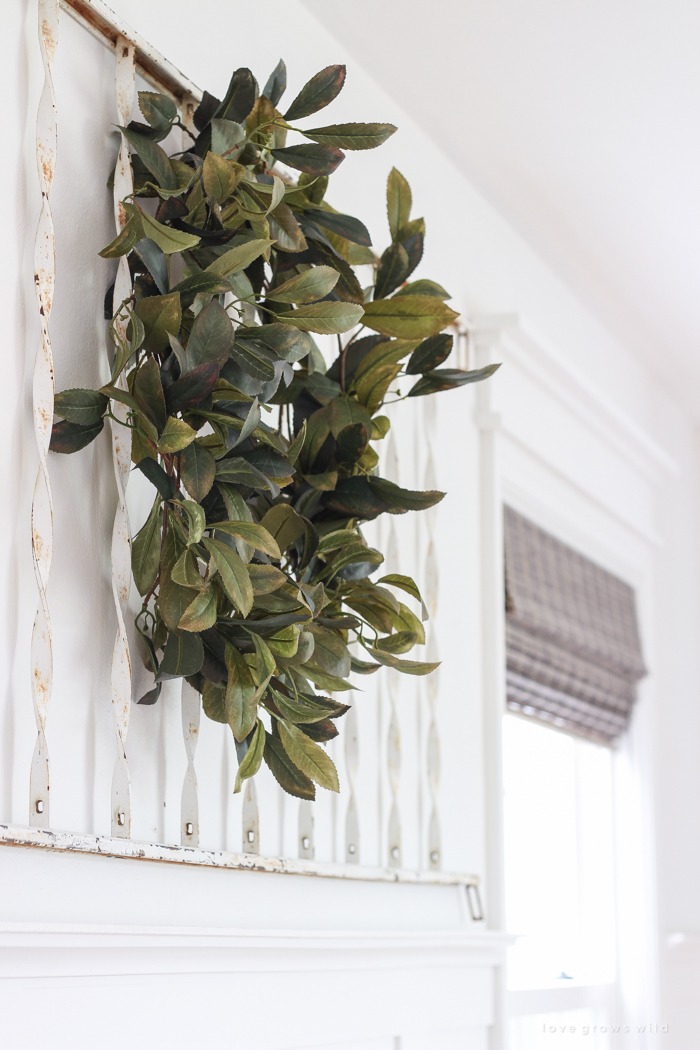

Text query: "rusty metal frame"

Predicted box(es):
[16, 0, 484, 896]
[59, 0, 202, 107]
[0, 825, 479, 888]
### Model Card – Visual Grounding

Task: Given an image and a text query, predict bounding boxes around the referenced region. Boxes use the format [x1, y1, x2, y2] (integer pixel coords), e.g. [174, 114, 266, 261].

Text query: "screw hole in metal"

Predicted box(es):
[185, 822, 193, 836]
[301, 836, 310, 850]
[430, 850, 439, 864]
[116, 811, 125, 827]
[391, 846, 400, 861]
[247, 830, 255, 843]
[35, 800, 44, 814]
[348, 843, 356, 855]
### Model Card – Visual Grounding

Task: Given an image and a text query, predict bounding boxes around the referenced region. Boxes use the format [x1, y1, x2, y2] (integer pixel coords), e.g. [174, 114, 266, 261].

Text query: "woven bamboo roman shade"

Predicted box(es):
[504, 507, 646, 743]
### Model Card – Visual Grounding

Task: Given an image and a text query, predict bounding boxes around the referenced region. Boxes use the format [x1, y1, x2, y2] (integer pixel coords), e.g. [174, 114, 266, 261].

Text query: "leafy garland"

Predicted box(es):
[50, 60, 498, 801]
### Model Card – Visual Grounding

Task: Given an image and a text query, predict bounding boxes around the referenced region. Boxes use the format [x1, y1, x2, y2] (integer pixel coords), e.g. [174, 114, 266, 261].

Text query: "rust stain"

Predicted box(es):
[33, 667, 50, 707]
[40, 18, 57, 64]
[40, 155, 54, 189]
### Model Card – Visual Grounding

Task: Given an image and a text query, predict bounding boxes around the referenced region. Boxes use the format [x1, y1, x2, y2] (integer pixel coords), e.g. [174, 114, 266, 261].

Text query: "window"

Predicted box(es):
[503, 714, 617, 992]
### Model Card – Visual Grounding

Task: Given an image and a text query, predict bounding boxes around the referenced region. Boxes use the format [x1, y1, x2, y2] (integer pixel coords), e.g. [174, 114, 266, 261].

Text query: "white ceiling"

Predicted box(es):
[300, 0, 700, 412]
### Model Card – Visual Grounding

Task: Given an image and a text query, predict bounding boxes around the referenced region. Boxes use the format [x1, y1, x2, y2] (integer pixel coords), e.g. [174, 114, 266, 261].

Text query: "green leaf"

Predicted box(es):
[306, 625, 350, 678]
[227, 397, 261, 451]
[179, 587, 217, 632]
[248, 563, 287, 595]
[225, 644, 258, 741]
[211, 117, 246, 156]
[277, 719, 339, 792]
[203, 679, 227, 723]
[270, 689, 341, 725]
[215, 456, 278, 494]
[131, 496, 162, 596]
[136, 457, 177, 500]
[303, 122, 396, 150]
[263, 59, 287, 107]
[219, 67, 257, 125]
[377, 573, 428, 620]
[157, 416, 196, 454]
[49, 415, 104, 453]
[228, 340, 278, 382]
[259, 504, 307, 552]
[376, 630, 417, 654]
[264, 731, 315, 800]
[214, 520, 281, 559]
[139, 91, 177, 131]
[387, 167, 412, 241]
[266, 625, 300, 659]
[234, 719, 266, 793]
[99, 217, 140, 259]
[322, 476, 390, 521]
[185, 300, 234, 371]
[394, 279, 451, 300]
[170, 272, 232, 310]
[391, 601, 426, 644]
[350, 655, 381, 675]
[180, 441, 216, 501]
[270, 143, 344, 177]
[135, 292, 182, 352]
[304, 208, 372, 248]
[285, 420, 306, 466]
[284, 64, 346, 121]
[120, 126, 178, 190]
[159, 530, 198, 630]
[203, 537, 253, 616]
[165, 363, 220, 414]
[352, 339, 418, 414]
[206, 238, 276, 277]
[217, 483, 254, 523]
[53, 388, 107, 426]
[249, 633, 276, 682]
[172, 499, 206, 546]
[124, 203, 200, 255]
[158, 629, 204, 679]
[374, 243, 409, 300]
[362, 295, 459, 339]
[366, 647, 440, 676]
[171, 549, 207, 590]
[267, 266, 339, 304]
[299, 664, 354, 692]
[298, 172, 328, 205]
[274, 301, 363, 335]
[371, 415, 390, 439]
[369, 476, 445, 512]
[408, 363, 501, 397]
[133, 356, 167, 433]
[269, 202, 307, 251]
[405, 334, 453, 375]
[202, 151, 240, 200]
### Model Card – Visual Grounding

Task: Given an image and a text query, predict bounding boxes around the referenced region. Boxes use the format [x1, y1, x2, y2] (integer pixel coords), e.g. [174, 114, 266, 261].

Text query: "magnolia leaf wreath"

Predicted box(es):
[51, 60, 499, 802]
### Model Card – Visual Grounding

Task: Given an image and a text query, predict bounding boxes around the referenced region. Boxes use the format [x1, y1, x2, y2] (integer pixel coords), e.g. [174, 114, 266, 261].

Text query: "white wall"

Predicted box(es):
[2, 0, 699, 1046]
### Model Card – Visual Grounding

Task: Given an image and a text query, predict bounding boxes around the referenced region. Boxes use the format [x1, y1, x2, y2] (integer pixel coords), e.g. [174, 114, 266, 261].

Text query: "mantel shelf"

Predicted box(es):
[0, 824, 478, 888]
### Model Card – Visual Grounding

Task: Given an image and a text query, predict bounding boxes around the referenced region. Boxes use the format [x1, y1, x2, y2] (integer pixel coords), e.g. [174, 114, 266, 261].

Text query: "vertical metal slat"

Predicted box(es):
[30, 0, 60, 829]
[109, 35, 135, 839]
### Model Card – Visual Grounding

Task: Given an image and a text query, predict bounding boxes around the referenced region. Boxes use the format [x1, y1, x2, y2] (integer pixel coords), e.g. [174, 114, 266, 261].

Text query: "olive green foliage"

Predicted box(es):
[50, 60, 498, 801]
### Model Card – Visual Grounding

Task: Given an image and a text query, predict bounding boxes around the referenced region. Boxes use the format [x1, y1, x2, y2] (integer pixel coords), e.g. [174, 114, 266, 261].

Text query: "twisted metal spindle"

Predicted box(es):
[423, 397, 442, 869]
[29, 0, 60, 828]
[109, 37, 135, 838]
[344, 698, 360, 863]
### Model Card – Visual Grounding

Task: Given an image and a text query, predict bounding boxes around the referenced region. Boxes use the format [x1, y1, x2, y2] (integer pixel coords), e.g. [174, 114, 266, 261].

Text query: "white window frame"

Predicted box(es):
[472, 313, 668, 1045]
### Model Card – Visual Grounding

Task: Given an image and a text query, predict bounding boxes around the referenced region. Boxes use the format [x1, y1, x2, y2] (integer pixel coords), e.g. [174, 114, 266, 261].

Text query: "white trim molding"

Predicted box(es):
[469, 313, 678, 483]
